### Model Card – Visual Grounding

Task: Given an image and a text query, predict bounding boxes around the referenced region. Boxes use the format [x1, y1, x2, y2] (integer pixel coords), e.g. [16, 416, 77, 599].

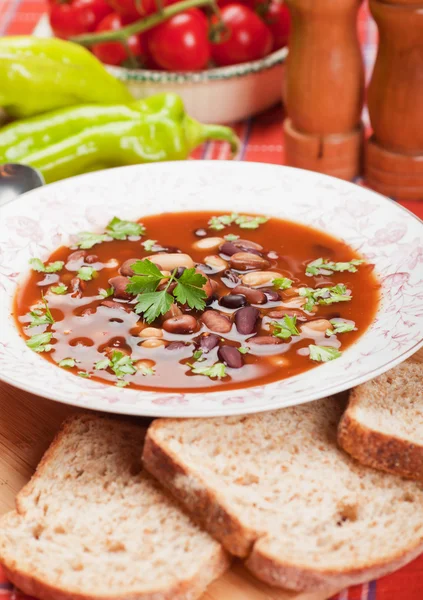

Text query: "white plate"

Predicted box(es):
[0, 162, 422, 417]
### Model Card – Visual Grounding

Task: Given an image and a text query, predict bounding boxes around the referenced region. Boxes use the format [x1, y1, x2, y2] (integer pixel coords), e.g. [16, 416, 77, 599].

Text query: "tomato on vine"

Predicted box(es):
[92, 12, 145, 67]
[105, 0, 179, 20]
[262, 0, 291, 50]
[49, 0, 113, 39]
[211, 4, 273, 66]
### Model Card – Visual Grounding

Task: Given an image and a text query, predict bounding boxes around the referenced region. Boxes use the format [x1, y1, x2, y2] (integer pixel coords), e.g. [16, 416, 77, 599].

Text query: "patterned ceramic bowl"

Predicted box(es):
[107, 48, 287, 124]
[0, 162, 422, 418]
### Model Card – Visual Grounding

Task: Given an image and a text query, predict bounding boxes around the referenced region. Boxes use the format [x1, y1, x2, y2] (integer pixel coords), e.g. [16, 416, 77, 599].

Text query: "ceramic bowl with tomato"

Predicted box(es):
[45, 0, 290, 123]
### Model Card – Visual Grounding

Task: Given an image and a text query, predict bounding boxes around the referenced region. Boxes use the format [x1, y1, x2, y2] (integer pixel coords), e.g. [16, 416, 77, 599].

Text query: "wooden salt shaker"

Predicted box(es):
[365, 0, 423, 199]
[283, 0, 364, 181]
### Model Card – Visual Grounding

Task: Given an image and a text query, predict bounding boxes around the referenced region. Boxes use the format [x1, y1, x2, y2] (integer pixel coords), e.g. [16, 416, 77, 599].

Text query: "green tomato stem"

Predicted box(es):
[70, 0, 214, 46]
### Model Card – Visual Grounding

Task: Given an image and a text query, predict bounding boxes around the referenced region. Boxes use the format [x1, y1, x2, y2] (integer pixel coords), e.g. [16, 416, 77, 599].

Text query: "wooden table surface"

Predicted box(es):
[1, 348, 422, 600]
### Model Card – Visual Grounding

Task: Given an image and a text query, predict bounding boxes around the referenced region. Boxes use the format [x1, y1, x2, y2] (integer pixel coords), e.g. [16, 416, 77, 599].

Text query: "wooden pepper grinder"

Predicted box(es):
[365, 0, 423, 199]
[283, 0, 364, 181]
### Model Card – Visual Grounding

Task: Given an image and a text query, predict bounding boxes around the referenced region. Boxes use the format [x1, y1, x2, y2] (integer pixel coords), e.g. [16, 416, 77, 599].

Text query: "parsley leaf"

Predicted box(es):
[326, 320, 356, 336]
[77, 266, 97, 281]
[309, 345, 342, 362]
[306, 258, 364, 277]
[29, 258, 64, 273]
[106, 216, 145, 240]
[193, 349, 204, 361]
[59, 358, 77, 368]
[271, 315, 300, 339]
[110, 351, 137, 378]
[273, 277, 293, 290]
[142, 239, 157, 251]
[189, 362, 227, 379]
[116, 380, 130, 387]
[27, 308, 54, 328]
[26, 332, 53, 353]
[50, 284, 68, 295]
[95, 358, 111, 370]
[126, 259, 165, 294]
[136, 363, 155, 376]
[78, 371, 91, 378]
[99, 287, 114, 298]
[238, 346, 249, 354]
[75, 231, 109, 249]
[224, 234, 239, 241]
[299, 284, 351, 311]
[234, 214, 269, 229]
[135, 291, 173, 324]
[208, 214, 236, 231]
[173, 268, 207, 310]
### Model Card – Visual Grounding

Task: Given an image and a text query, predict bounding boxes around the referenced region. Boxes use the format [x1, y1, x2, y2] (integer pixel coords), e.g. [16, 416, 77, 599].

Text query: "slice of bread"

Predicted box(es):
[0, 414, 230, 600]
[338, 360, 423, 480]
[143, 397, 423, 592]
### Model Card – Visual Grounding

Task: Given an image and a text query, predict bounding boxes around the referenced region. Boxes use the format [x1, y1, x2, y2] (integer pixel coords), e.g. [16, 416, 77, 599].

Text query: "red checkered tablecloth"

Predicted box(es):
[1, 1, 423, 599]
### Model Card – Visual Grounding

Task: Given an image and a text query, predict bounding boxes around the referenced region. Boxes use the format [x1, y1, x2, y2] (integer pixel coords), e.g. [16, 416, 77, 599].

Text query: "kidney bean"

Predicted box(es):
[109, 276, 133, 300]
[234, 239, 263, 252]
[229, 252, 270, 271]
[193, 237, 224, 251]
[142, 339, 166, 348]
[166, 341, 189, 350]
[100, 300, 133, 313]
[175, 266, 186, 278]
[135, 359, 155, 371]
[120, 258, 140, 277]
[235, 306, 260, 335]
[241, 271, 281, 287]
[194, 228, 207, 237]
[219, 242, 239, 256]
[157, 281, 177, 293]
[199, 333, 220, 352]
[163, 315, 198, 334]
[219, 294, 247, 309]
[162, 304, 183, 320]
[85, 254, 99, 264]
[201, 310, 232, 333]
[232, 285, 267, 305]
[139, 327, 163, 339]
[149, 253, 194, 271]
[262, 288, 280, 302]
[102, 344, 131, 358]
[221, 269, 241, 288]
[70, 277, 85, 297]
[249, 335, 282, 345]
[268, 309, 307, 321]
[218, 345, 243, 369]
[68, 250, 87, 261]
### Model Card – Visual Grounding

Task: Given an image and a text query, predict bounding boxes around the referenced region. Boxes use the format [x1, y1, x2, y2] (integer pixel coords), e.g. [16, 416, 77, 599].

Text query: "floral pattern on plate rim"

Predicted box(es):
[0, 162, 422, 417]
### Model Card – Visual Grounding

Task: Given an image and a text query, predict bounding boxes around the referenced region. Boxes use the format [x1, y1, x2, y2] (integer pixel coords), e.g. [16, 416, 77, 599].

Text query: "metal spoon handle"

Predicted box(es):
[0, 164, 45, 207]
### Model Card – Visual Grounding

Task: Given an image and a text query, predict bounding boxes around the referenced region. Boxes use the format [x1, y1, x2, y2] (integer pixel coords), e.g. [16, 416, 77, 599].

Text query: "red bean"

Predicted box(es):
[68, 250, 87, 261]
[219, 294, 248, 309]
[70, 277, 85, 298]
[162, 304, 183, 320]
[235, 306, 259, 335]
[201, 310, 232, 333]
[232, 285, 267, 305]
[268, 309, 307, 321]
[85, 254, 99, 264]
[262, 288, 280, 302]
[234, 239, 263, 252]
[120, 258, 140, 277]
[200, 333, 220, 352]
[100, 300, 133, 313]
[249, 336, 282, 345]
[229, 252, 270, 271]
[163, 315, 197, 334]
[109, 276, 133, 300]
[166, 341, 189, 350]
[219, 242, 239, 256]
[221, 269, 241, 288]
[218, 345, 244, 369]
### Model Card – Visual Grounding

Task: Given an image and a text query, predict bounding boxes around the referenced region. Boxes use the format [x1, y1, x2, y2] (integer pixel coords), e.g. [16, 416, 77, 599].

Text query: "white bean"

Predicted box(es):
[149, 253, 194, 271]
[204, 255, 228, 273]
[301, 319, 332, 335]
[241, 271, 281, 287]
[193, 237, 224, 251]
[138, 327, 164, 339]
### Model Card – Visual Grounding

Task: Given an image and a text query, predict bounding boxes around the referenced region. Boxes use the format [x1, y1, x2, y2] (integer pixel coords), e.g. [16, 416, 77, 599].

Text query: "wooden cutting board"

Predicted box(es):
[1, 348, 422, 600]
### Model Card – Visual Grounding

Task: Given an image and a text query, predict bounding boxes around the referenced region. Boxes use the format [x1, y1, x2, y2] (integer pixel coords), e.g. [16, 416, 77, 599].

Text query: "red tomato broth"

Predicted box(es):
[14, 211, 380, 392]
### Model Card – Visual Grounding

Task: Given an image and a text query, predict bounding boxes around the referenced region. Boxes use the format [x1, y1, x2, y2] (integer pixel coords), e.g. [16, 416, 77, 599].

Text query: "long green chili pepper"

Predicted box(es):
[0, 94, 240, 183]
[0, 36, 133, 118]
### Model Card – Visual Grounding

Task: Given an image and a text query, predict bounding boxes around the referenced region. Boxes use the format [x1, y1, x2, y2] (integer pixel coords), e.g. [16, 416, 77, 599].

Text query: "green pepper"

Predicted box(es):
[0, 36, 133, 118]
[0, 94, 240, 183]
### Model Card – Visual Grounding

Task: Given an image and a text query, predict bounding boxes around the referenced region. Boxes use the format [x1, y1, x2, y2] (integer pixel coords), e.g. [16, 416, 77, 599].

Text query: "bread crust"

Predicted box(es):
[338, 396, 423, 481]
[143, 422, 258, 558]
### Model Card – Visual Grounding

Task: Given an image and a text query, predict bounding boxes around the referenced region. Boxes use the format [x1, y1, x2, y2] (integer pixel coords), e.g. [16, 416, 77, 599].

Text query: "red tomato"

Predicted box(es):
[262, 0, 291, 50]
[92, 13, 144, 67]
[211, 4, 273, 66]
[106, 0, 179, 19]
[147, 9, 210, 71]
[49, 0, 113, 39]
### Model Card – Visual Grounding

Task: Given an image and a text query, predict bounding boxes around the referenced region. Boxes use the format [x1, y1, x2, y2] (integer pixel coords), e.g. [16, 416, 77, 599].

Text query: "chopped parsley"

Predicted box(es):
[309, 345, 342, 362]
[306, 258, 364, 277]
[326, 320, 356, 337]
[78, 371, 91, 378]
[99, 287, 114, 298]
[127, 260, 207, 324]
[50, 284, 68, 295]
[136, 364, 155, 376]
[59, 358, 77, 368]
[95, 351, 137, 381]
[27, 296, 54, 328]
[106, 216, 145, 240]
[116, 380, 130, 387]
[75, 231, 109, 250]
[299, 284, 351, 311]
[193, 349, 204, 361]
[208, 213, 268, 231]
[77, 266, 97, 281]
[189, 362, 227, 379]
[273, 277, 293, 290]
[271, 315, 300, 339]
[224, 234, 240, 241]
[95, 358, 111, 370]
[26, 332, 53, 353]
[29, 258, 64, 274]
[142, 239, 157, 251]
[238, 346, 249, 354]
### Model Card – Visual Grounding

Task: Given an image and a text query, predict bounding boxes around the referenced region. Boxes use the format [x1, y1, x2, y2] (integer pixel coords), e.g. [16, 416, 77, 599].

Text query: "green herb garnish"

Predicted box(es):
[95, 351, 137, 380]
[27, 309, 54, 328]
[77, 266, 97, 281]
[173, 268, 207, 310]
[50, 284, 68, 295]
[29, 258, 64, 274]
[75, 231, 109, 250]
[306, 258, 364, 277]
[326, 320, 356, 337]
[26, 332, 53, 353]
[78, 371, 91, 378]
[59, 358, 77, 368]
[271, 315, 300, 339]
[99, 287, 114, 298]
[189, 362, 227, 379]
[137, 364, 155, 376]
[126, 259, 166, 294]
[309, 345, 342, 362]
[238, 346, 249, 354]
[224, 234, 239, 241]
[208, 214, 236, 231]
[106, 216, 145, 240]
[193, 349, 204, 361]
[116, 380, 130, 387]
[95, 358, 111, 370]
[234, 214, 268, 229]
[273, 277, 293, 290]
[142, 239, 157, 251]
[208, 213, 268, 231]
[299, 284, 351, 311]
